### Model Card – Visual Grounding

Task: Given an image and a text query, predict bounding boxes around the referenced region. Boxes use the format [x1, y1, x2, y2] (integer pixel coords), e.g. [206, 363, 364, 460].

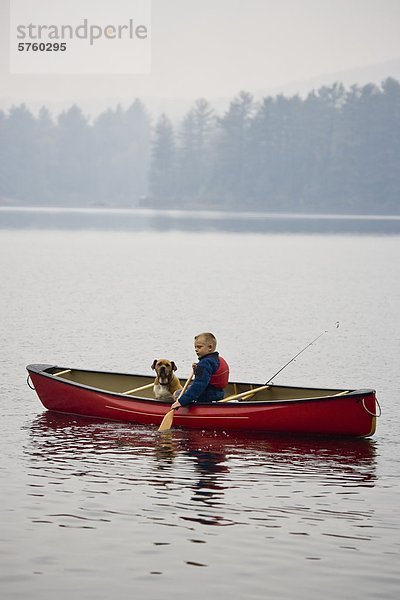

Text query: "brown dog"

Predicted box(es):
[151, 358, 183, 400]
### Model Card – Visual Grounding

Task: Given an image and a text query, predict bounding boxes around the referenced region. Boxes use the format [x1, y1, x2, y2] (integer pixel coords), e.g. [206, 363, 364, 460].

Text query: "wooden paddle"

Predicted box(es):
[218, 385, 270, 403]
[158, 370, 194, 432]
[122, 382, 154, 395]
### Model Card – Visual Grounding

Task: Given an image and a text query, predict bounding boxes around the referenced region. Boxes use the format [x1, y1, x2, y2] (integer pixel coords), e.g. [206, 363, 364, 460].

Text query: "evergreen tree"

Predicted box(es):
[92, 105, 126, 205]
[35, 107, 57, 204]
[176, 98, 215, 206]
[303, 83, 345, 210]
[0, 104, 38, 204]
[54, 105, 92, 205]
[122, 99, 151, 203]
[0, 110, 8, 201]
[376, 78, 400, 212]
[149, 114, 176, 205]
[92, 100, 151, 206]
[212, 91, 254, 208]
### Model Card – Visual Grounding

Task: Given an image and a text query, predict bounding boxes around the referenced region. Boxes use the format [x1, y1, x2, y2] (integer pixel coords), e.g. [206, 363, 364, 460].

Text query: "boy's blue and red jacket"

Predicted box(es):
[178, 352, 229, 406]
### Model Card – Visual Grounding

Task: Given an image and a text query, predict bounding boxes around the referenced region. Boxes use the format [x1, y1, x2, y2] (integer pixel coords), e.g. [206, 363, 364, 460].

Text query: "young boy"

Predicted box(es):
[171, 332, 229, 408]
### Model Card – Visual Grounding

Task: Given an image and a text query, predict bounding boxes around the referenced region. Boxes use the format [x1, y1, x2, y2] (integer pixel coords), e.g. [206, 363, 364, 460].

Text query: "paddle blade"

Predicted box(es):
[158, 409, 175, 432]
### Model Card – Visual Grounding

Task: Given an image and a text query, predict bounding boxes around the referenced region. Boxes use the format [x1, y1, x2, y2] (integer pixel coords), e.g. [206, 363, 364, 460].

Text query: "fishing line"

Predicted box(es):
[266, 321, 340, 384]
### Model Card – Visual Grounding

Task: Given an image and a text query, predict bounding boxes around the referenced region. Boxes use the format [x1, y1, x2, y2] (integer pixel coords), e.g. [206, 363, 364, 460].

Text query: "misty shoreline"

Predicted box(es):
[1, 205, 400, 235]
[1, 206, 400, 220]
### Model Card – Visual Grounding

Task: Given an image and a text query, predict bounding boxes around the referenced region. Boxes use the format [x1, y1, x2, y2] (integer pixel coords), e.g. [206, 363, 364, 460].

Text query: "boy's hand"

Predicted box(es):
[171, 389, 182, 409]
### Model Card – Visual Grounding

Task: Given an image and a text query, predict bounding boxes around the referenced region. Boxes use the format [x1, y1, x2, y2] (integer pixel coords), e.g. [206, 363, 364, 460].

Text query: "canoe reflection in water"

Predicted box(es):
[27, 412, 377, 487]
[25, 413, 378, 530]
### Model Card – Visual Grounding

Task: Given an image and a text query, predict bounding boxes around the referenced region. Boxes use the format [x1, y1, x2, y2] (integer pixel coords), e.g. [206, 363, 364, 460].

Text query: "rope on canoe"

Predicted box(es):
[27, 375, 35, 390]
[362, 397, 382, 417]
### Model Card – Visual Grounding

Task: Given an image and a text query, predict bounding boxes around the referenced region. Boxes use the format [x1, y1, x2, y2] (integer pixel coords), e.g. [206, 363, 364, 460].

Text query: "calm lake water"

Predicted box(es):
[1, 209, 399, 599]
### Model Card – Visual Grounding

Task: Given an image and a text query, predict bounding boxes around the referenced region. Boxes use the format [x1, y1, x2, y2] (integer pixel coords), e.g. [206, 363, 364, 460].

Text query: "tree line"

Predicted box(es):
[1, 78, 399, 213]
[0, 99, 151, 207]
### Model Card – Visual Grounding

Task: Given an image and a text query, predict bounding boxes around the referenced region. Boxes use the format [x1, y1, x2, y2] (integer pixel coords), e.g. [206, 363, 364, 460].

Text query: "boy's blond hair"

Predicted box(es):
[194, 332, 217, 350]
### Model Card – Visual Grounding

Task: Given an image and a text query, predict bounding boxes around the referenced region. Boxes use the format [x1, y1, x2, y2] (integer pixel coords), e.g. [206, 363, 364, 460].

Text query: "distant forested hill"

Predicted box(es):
[1, 79, 399, 214]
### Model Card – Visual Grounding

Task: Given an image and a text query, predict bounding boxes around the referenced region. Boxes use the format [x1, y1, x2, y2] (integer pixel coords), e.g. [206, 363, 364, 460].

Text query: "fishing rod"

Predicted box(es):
[265, 322, 340, 385]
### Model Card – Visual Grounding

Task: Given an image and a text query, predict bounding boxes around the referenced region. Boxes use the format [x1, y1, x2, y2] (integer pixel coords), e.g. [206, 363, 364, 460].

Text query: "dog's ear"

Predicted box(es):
[151, 359, 158, 370]
[171, 361, 177, 371]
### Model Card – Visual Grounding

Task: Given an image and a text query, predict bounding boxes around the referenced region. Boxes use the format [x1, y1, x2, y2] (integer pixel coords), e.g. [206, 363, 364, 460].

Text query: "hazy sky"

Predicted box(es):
[1, 0, 400, 109]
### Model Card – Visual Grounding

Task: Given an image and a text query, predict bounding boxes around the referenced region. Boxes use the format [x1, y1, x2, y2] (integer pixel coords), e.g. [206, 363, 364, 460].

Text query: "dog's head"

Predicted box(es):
[151, 358, 177, 385]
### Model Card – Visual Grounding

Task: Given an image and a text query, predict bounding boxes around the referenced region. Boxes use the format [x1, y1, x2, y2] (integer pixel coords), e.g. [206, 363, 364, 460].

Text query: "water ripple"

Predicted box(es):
[22, 413, 379, 534]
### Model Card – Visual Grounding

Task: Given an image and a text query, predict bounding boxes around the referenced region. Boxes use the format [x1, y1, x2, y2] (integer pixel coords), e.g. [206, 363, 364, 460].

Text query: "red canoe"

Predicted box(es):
[26, 364, 380, 437]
